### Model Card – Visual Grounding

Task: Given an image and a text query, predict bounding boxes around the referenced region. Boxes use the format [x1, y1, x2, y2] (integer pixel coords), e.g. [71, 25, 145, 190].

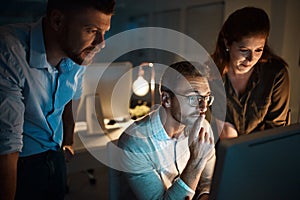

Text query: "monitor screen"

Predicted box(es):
[209, 123, 300, 200]
[77, 62, 133, 133]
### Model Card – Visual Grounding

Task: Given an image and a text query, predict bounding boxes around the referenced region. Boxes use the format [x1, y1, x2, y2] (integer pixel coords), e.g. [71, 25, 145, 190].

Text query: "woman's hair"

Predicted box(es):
[47, 0, 116, 15]
[211, 7, 287, 75]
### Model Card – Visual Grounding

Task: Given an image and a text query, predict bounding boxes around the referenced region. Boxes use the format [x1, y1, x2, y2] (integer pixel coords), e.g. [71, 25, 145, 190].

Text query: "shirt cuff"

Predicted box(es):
[176, 178, 195, 195]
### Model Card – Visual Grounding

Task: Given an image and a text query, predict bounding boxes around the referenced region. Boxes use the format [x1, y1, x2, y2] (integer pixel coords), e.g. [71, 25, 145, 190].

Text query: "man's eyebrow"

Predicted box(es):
[84, 24, 100, 29]
[190, 90, 211, 96]
[84, 24, 110, 32]
[185, 89, 201, 94]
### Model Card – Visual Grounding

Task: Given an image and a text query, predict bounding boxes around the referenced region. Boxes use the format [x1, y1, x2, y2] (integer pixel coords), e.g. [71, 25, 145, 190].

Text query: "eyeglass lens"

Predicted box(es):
[189, 95, 213, 106]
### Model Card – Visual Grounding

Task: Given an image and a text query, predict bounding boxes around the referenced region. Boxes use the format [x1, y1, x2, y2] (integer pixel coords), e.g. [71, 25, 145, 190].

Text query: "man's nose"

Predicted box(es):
[198, 99, 207, 110]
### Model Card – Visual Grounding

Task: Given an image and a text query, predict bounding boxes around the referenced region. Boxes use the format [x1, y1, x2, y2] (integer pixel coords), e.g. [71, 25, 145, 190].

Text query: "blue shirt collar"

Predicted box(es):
[150, 106, 188, 141]
[150, 106, 172, 141]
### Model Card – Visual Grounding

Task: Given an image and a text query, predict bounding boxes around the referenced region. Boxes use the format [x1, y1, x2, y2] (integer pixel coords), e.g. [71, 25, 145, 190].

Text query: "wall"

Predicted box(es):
[0, 0, 46, 25]
[282, 0, 300, 123]
[109, 0, 226, 107]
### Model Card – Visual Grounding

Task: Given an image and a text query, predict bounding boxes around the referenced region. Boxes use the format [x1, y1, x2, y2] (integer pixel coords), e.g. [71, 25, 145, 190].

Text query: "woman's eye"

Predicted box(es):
[255, 49, 263, 53]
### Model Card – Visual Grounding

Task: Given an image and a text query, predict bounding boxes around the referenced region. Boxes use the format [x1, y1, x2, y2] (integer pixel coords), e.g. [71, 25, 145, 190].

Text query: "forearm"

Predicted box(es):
[0, 152, 19, 200]
[180, 159, 206, 191]
[196, 153, 216, 195]
[125, 171, 195, 200]
[62, 100, 75, 146]
[182, 124, 215, 191]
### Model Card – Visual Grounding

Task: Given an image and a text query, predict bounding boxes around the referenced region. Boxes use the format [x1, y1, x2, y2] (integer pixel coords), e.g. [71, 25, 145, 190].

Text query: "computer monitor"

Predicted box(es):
[209, 123, 300, 200]
[78, 62, 133, 133]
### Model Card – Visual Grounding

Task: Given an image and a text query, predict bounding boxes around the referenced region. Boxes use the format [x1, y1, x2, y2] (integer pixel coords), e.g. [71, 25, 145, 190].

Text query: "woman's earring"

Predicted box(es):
[226, 48, 229, 52]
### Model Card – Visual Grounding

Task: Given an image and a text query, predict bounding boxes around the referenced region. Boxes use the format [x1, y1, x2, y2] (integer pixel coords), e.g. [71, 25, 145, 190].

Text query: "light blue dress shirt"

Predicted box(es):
[118, 107, 215, 199]
[0, 18, 86, 156]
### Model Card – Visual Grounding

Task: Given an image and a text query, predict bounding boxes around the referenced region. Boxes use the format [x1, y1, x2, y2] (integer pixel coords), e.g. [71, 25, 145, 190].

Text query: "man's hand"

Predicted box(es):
[181, 116, 215, 191]
[189, 127, 215, 170]
[188, 115, 206, 145]
[188, 115, 215, 169]
[63, 145, 74, 162]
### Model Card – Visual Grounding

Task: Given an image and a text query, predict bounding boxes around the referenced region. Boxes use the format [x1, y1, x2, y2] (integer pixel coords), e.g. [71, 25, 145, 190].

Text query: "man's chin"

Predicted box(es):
[70, 56, 93, 66]
[185, 114, 205, 126]
[183, 117, 197, 127]
[81, 52, 98, 66]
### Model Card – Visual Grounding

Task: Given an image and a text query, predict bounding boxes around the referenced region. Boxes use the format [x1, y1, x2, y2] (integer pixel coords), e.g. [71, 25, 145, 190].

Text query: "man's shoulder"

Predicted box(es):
[0, 23, 31, 50]
[0, 24, 32, 83]
[118, 115, 154, 152]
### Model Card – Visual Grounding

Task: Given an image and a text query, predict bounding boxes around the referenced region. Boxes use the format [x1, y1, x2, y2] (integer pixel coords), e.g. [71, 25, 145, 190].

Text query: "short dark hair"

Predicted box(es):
[159, 61, 209, 94]
[47, 0, 116, 15]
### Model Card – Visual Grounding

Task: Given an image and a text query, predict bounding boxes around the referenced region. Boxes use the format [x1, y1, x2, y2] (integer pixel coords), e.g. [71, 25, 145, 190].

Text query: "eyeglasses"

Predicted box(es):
[174, 92, 214, 107]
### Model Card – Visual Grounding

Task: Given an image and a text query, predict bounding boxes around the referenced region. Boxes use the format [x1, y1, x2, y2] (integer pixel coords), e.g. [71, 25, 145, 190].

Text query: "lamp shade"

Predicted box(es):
[132, 76, 149, 96]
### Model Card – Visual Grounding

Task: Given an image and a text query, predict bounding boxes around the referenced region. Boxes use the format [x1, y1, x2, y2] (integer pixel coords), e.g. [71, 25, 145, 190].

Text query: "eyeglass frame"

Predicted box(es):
[172, 92, 214, 107]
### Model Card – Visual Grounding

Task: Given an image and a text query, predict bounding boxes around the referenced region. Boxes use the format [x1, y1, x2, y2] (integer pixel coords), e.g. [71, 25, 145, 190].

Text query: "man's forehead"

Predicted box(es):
[177, 76, 208, 85]
[174, 76, 210, 92]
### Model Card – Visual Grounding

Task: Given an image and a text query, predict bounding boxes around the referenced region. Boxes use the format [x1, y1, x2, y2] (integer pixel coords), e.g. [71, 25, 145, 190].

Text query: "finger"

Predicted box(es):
[198, 127, 205, 143]
[189, 116, 204, 143]
[204, 131, 209, 142]
[209, 137, 213, 144]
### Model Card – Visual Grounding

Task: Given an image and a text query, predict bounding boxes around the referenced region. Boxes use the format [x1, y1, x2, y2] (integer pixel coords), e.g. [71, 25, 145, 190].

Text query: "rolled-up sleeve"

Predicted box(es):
[119, 134, 195, 200]
[0, 50, 25, 155]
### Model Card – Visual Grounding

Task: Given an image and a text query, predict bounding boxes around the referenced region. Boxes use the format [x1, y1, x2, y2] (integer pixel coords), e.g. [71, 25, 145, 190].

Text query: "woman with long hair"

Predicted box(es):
[211, 7, 290, 139]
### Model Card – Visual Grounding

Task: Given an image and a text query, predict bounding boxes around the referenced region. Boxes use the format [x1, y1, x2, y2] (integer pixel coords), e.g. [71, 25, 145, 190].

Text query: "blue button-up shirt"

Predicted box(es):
[118, 107, 215, 199]
[0, 18, 86, 156]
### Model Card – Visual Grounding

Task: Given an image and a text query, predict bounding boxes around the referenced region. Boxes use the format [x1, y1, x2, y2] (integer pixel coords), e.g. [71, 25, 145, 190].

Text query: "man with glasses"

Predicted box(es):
[117, 61, 216, 200]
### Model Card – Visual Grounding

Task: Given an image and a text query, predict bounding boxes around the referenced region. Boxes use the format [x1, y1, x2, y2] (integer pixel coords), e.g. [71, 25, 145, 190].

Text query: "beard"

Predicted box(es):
[66, 48, 97, 66]
[67, 52, 85, 65]
[170, 105, 200, 129]
[170, 104, 182, 124]
[170, 105, 196, 125]
[59, 34, 98, 66]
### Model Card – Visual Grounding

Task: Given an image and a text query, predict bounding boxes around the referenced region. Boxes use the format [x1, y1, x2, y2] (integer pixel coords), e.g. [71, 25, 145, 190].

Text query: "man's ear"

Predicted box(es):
[49, 10, 65, 32]
[161, 91, 171, 108]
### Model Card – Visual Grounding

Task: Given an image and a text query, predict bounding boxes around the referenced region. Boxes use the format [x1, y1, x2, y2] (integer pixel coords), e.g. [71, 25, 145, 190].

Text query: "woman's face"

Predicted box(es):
[227, 35, 266, 74]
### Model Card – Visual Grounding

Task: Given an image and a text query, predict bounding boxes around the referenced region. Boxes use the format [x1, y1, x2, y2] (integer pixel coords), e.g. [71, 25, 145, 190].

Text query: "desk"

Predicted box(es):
[67, 120, 133, 174]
